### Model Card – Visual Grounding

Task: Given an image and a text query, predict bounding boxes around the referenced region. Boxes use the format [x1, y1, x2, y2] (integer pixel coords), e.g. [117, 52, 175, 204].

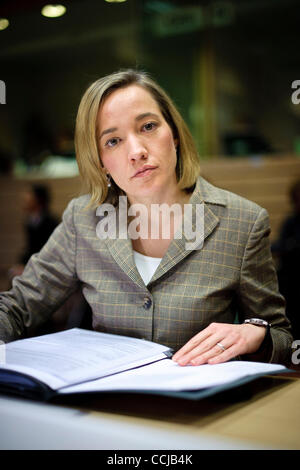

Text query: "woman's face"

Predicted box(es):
[97, 84, 179, 204]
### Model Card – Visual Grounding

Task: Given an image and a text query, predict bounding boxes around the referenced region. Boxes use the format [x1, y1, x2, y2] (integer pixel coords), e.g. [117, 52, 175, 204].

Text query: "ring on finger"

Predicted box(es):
[216, 342, 226, 352]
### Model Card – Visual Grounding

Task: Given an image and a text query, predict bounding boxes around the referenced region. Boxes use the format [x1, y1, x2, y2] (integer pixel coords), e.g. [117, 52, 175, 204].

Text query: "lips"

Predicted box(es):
[133, 165, 157, 178]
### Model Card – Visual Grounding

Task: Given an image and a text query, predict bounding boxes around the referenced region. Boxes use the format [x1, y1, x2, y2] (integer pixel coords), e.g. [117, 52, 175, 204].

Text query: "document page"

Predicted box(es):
[60, 359, 287, 394]
[1, 329, 170, 390]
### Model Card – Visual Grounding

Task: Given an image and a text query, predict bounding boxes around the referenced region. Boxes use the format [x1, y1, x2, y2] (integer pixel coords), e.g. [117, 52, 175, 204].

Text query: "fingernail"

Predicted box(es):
[208, 358, 217, 364]
[177, 358, 187, 366]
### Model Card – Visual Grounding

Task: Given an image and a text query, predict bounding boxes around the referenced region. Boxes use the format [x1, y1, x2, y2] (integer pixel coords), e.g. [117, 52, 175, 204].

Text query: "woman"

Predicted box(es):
[0, 69, 292, 366]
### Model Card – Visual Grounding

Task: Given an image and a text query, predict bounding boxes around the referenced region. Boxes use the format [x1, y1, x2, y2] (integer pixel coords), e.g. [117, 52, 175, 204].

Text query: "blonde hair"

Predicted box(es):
[75, 69, 200, 207]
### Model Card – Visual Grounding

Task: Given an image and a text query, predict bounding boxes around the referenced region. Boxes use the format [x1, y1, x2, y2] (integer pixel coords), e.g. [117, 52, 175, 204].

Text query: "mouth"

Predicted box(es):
[132, 165, 157, 178]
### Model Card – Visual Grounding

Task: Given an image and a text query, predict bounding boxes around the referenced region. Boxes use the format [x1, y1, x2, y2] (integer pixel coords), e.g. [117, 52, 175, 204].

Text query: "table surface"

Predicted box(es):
[0, 372, 300, 450]
[74, 373, 300, 449]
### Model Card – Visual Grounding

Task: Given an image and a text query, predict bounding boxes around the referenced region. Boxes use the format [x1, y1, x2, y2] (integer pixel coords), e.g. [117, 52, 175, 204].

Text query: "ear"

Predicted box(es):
[102, 168, 110, 178]
[174, 137, 179, 148]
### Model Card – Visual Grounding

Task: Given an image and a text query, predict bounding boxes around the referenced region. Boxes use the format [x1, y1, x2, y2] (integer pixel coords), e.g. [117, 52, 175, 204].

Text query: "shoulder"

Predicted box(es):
[197, 176, 266, 220]
[61, 194, 98, 226]
[68, 194, 93, 211]
[196, 178, 272, 250]
[62, 194, 93, 213]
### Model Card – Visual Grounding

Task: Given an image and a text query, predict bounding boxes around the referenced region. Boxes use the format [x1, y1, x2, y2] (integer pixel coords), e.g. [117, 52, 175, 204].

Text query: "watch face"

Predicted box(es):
[245, 318, 269, 327]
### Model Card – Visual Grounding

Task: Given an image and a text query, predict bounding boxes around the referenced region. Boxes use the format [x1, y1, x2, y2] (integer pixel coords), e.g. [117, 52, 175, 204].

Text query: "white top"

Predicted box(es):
[133, 250, 162, 286]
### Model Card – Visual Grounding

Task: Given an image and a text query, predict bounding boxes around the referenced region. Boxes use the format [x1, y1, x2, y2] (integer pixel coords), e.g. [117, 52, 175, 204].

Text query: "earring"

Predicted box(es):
[106, 174, 111, 188]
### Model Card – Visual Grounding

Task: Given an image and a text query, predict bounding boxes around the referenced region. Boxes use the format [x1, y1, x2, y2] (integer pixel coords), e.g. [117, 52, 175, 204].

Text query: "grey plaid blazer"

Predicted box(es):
[0, 177, 292, 364]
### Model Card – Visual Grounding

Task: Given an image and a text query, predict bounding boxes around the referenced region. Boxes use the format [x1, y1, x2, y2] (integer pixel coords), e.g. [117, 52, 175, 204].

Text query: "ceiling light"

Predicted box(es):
[105, 0, 127, 3]
[41, 4, 66, 18]
[0, 18, 9, 31]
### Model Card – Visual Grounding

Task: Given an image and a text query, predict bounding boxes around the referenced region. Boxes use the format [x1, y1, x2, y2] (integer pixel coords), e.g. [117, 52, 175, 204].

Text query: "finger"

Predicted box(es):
[207, 343, 241, 365]
[172, 329, 212, 362]
[190, 340, 232, 366]
[174, 334, 226, 365]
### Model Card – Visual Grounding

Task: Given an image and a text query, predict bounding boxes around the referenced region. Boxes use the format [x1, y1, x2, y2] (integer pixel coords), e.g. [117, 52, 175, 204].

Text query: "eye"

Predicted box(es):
[142, 122, 157, 132]
[105, 137, 120, 148]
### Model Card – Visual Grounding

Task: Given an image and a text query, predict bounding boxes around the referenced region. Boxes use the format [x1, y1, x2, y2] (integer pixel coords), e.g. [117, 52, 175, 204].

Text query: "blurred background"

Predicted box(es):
[0, 0, 300, 334]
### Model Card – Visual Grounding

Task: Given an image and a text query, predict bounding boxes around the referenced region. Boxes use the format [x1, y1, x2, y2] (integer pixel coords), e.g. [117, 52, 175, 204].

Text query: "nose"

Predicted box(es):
[127, 134, 148, 162]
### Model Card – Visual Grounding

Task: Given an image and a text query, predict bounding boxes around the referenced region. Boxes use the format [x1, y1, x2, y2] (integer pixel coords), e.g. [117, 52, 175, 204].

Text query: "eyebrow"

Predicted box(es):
[99, 127, 117, 140]
[99, 112, 160, 140]
[135, 112, 160, 122]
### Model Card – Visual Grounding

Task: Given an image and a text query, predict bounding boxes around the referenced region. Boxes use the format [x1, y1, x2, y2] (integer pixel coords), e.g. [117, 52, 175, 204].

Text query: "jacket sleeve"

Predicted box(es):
[237, 207, 293, 365]
[0, 199, 79, 343]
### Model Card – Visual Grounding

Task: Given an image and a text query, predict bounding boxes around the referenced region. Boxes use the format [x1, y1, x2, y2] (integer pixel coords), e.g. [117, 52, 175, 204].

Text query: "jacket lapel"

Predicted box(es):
[103, 177, 226, 288]
[104, 235, 146, 288]
[150, 177, 225, 283]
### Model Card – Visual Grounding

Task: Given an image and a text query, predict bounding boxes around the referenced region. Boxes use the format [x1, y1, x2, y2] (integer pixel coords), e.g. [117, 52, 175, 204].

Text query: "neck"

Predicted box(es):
[126, 187, 191, 247]
[127, 187, 190, 212]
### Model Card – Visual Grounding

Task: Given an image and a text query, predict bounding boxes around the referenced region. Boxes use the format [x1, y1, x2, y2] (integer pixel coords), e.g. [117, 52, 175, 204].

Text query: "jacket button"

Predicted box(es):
[143, 297, 152, 309]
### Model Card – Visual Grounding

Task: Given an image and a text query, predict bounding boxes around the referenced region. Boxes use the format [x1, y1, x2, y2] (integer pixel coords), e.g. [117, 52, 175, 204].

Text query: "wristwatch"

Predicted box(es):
[243, 318, 271, 333]
[243, 318, 271, 354]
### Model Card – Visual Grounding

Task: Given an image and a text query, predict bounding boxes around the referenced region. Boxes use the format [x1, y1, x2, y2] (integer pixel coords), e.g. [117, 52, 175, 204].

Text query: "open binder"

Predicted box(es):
[0, 328, 289, 401]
